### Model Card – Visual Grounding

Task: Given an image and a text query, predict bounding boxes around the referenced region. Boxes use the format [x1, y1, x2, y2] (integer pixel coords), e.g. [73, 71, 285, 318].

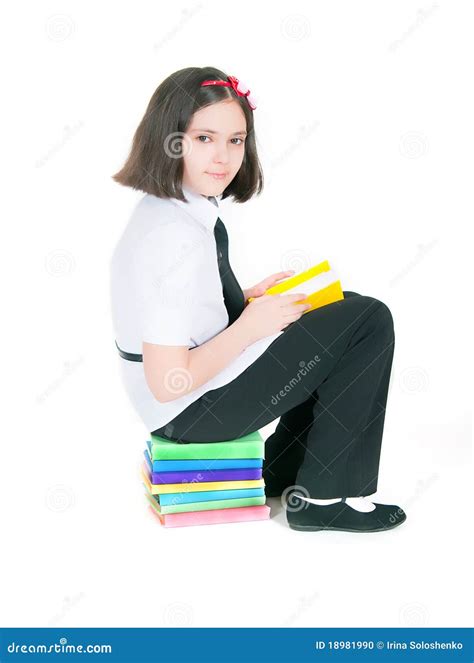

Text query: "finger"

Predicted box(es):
[284, 292, 308, 301]
[273, 270, 295, 280]
[284, 304, 309, 316]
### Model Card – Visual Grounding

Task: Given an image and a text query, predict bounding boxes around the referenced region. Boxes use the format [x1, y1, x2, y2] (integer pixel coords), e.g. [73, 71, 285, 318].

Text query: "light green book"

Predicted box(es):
[144, 490, 266, 514]
[149, 430, 264, 461]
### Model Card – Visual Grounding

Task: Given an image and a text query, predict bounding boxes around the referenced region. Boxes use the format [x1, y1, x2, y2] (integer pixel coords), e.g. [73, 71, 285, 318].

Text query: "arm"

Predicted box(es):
[143, 318, 253, 403]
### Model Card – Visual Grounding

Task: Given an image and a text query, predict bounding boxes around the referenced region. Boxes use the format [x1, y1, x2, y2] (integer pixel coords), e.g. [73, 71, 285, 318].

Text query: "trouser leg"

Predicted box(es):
[262, 398, 314, 492]
[262, 292, 362, 492]
[293, 301, 395, 497]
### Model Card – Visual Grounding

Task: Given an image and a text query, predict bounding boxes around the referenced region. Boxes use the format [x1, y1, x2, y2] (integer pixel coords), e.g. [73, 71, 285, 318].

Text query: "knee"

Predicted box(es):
[349, 294, 394, 335]
[370, 297, 395, 334]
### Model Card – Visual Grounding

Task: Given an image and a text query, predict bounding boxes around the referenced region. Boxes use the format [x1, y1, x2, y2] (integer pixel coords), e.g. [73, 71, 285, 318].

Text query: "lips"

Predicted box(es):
[206, 172, 227, 177]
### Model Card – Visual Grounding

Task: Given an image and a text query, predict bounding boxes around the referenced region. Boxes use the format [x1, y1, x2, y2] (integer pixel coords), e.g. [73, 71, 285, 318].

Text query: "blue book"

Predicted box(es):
[157, 487, 265, 506]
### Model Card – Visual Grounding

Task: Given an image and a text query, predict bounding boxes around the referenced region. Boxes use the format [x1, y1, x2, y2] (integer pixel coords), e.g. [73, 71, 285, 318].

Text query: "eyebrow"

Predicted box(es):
[191, 128, 247, 137]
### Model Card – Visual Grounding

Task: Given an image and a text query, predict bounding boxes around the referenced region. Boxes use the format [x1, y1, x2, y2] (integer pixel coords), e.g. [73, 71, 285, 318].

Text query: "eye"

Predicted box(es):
[196, 135, 245, 145]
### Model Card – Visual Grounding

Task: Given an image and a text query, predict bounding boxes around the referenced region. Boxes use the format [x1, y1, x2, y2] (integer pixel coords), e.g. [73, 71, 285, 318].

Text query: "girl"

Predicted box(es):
[110, 66, 406, 533]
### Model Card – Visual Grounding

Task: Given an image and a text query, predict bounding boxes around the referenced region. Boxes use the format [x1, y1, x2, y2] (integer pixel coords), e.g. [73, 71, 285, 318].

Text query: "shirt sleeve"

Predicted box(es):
[134, 227, 200, 347]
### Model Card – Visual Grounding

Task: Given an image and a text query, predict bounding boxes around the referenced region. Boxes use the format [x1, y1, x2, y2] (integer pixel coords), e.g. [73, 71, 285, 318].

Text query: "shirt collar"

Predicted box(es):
[171, 184, 225, 233]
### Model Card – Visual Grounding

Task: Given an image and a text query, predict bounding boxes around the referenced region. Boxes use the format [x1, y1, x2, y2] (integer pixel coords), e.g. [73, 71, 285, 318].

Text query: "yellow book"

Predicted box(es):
[248, 260, 344, 313]
[140, 466, 265, 496]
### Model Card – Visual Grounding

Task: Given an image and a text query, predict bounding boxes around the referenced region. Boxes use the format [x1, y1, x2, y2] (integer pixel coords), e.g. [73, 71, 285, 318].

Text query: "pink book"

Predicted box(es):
[148, 503, 271, 528]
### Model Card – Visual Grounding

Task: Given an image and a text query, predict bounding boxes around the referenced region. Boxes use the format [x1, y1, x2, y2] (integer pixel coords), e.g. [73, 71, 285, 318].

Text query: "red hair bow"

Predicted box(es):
[200, 75, 257, 110]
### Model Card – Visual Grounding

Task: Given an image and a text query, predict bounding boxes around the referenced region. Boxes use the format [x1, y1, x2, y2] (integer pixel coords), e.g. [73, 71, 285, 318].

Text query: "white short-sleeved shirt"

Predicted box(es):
[109, 185, 283, 432]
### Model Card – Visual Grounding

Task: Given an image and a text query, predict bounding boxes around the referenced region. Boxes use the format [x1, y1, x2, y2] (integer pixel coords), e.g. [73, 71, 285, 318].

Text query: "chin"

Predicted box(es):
[203, 182, 227, 195]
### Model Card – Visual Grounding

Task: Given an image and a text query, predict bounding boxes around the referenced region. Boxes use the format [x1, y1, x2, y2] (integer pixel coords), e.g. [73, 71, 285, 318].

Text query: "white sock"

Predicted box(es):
[297, 495, 376, 513]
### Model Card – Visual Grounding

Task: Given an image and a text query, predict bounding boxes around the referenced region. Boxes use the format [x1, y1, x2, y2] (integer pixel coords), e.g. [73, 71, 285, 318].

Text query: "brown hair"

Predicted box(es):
[112, 66, 264, 203]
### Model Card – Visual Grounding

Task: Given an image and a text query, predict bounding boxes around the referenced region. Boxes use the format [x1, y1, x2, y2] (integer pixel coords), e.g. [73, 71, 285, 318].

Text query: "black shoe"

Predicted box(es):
[286, 494, 407, 532]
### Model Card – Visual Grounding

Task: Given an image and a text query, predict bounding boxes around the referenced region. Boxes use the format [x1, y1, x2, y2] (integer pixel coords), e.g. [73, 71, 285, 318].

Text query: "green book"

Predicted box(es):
[149, 430, 264, 460]
[145, 491, 266, 514]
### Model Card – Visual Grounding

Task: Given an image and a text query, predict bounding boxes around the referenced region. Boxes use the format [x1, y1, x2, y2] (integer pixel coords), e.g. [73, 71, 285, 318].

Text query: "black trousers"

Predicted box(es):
[151, 291, 395, 499]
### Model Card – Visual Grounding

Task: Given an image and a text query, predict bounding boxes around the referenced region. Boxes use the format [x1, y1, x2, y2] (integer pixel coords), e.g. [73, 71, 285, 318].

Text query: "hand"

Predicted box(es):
[243, 270, 296, 304]
[238, 292, 311, 344]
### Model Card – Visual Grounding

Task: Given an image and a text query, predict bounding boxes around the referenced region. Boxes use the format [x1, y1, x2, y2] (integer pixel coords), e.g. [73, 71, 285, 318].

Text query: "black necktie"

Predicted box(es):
[213, 217, 246, 325]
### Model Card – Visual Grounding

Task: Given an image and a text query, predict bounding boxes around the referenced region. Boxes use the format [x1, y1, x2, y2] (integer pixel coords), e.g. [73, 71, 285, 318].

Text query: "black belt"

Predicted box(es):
[115, 340, 143, 362]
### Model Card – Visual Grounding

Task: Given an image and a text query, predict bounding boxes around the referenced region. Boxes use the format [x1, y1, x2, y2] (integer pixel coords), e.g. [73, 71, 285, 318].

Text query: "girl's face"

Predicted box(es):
[182, 100, 248, 197]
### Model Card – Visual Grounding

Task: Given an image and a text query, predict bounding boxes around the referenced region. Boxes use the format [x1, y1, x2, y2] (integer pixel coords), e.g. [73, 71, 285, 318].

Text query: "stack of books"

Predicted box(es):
[140, 430, 270, 528]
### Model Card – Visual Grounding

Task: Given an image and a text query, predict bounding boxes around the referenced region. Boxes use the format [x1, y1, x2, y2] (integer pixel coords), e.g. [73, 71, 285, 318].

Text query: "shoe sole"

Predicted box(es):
[288, 514, 407, 533]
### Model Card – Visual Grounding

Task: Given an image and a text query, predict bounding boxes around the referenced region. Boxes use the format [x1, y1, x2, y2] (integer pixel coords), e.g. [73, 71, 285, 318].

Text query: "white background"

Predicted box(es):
[0, 0, 472, 628]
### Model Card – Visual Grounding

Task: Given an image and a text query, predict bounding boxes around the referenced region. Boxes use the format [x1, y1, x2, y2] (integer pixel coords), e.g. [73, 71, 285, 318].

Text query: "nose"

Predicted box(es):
[213, 140, 230, 164]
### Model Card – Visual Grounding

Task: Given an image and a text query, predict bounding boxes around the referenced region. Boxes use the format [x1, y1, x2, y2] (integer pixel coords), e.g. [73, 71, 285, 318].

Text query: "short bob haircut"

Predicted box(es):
[112, 66, 264, 203]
